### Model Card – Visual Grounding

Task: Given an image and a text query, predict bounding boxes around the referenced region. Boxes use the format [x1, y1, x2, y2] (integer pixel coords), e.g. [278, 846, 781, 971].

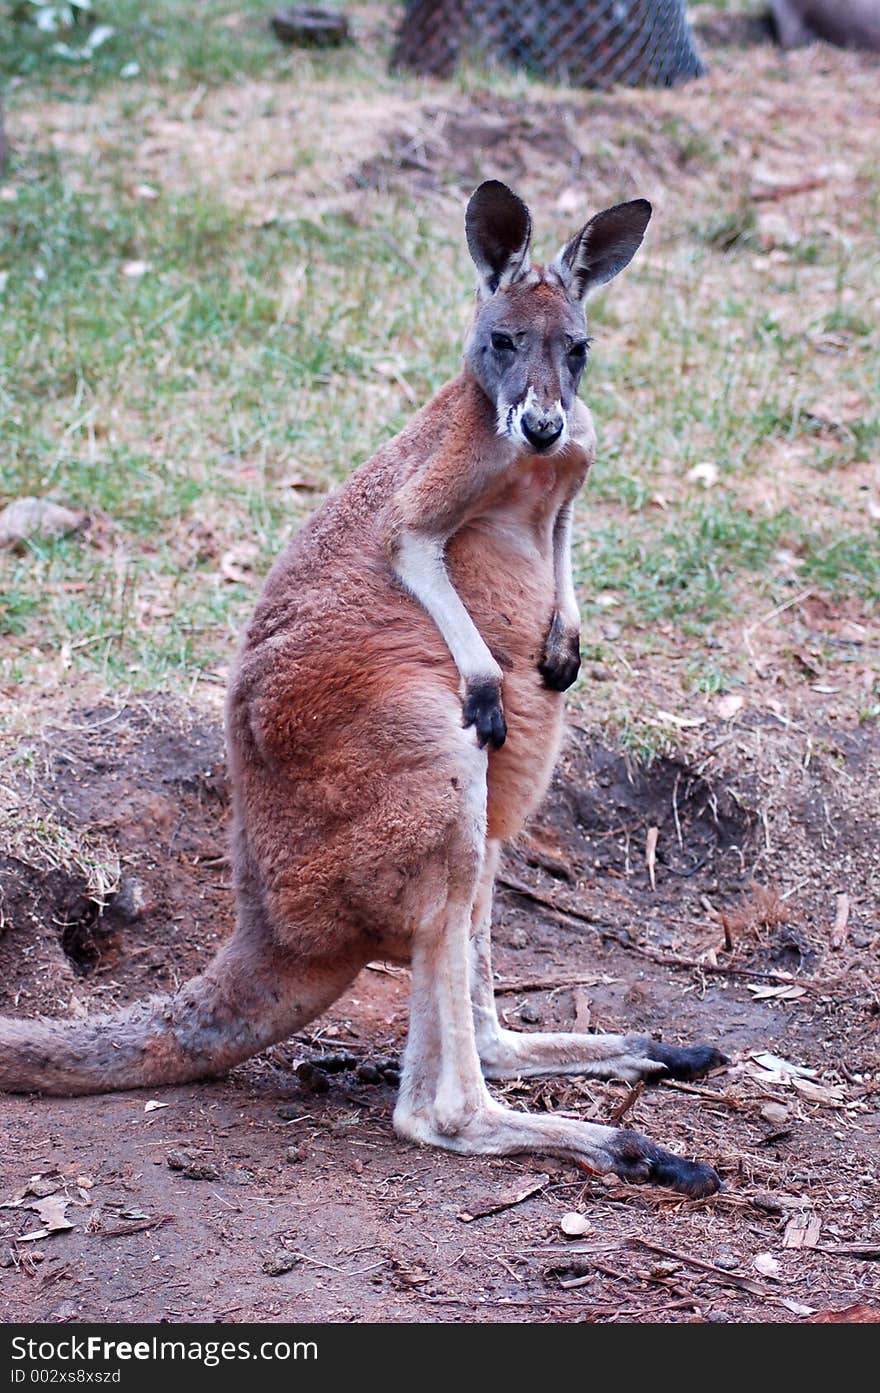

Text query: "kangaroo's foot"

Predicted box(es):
[396, 783, 722, 1199]
[477, 1028, 728, 1083]
[395, 1092, 721, 1199]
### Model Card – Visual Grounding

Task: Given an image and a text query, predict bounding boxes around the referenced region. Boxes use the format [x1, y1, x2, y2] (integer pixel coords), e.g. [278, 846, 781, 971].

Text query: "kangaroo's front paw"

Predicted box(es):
[539, 612, 581, 692]
[462, 679, 506, 750]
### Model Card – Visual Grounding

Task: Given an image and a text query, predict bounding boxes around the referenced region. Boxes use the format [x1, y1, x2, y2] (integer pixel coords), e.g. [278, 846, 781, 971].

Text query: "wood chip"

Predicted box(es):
[830, 893, 850, 950]
[457, 1175, 548, 1223]
[782, 1214, 821, 1250]
[645, 826, 658, 892]
[807, 1305, 880, 1323]
[572, 986, 592, 1032]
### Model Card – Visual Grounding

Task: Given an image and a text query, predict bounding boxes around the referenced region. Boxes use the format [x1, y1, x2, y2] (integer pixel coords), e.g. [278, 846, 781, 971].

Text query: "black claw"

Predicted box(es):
[539, 614, 581, 692]
[608, 1131, 722, 1198]
[462, 679, 506, 749]
[641, 1040, 730, 1082]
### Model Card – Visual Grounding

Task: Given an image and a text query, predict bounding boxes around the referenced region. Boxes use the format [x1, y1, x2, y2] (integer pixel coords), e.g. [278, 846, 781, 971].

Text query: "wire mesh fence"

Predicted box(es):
[391, 0, 704, 88]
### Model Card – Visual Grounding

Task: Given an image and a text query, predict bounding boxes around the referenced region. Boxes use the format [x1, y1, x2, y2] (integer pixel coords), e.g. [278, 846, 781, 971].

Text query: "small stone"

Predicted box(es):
[382, 1068, 401, 1087]
[0, 497, 87, 550]
[166, 1149, 220, 1180]
[271, 6, 350, 47]
[560, 1212, 592, 1237]
[714, 1247, 741, 1271]
[277, 1103, 300, 1121]
[262, 1251, 302, 1276]
[111, 876, 150, 921]
[312, 1054, 347, 1073]
[0, 1250, 14, 1268]
[285, 1144, 308, 1164]
[355, 1063, 381, 1085]
[296, 1062, 330, 1093]
[760, 1102, 790, 1127]
[221, 1168, 252, 1186]
[519, 1002, 541, 1024]
[186, 1161, 221, 1180]
[506, 926, 529, 949]
[25, 1176, 60, 1198]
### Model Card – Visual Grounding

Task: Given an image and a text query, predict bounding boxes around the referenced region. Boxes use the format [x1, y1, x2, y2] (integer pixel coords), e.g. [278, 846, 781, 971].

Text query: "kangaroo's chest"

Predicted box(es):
[445, 452, 586, 661]
[468, 456, 577, 558]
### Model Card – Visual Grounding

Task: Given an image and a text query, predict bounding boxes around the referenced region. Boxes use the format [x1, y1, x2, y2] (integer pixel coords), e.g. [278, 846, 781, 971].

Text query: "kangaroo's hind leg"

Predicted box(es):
[469, 841, 727, 1083]
[391, 736, 721, 1197]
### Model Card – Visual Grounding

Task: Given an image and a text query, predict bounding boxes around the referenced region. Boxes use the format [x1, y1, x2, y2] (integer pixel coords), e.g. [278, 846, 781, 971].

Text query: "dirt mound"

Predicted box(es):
[0, 698, 229, 1016]
[352, 94, 716, 200]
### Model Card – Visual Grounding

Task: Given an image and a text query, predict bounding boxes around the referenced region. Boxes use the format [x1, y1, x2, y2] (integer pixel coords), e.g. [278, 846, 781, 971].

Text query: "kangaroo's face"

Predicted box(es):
[463, 181, 651, 455]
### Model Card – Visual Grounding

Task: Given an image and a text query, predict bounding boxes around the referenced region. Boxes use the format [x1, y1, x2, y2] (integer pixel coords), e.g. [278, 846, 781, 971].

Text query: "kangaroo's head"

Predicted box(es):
[463, 180, 651, 454]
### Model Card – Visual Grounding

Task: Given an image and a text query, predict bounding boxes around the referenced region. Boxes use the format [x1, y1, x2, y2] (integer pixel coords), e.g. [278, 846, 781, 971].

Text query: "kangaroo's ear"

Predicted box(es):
[466, 180, 532, 300]
[551, 198, 652, 302]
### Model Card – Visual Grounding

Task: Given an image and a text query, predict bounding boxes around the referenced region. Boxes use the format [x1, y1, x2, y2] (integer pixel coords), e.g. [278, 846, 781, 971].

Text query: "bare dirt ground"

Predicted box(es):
[1, 694, 878, 1324]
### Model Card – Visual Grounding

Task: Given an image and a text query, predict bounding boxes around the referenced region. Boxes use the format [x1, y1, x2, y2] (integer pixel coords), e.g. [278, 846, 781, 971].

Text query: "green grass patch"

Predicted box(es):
[1, 1, 383, 91]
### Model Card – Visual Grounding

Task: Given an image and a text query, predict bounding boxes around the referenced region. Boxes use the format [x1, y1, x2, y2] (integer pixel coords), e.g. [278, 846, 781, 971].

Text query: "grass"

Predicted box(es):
[1, 1, 878, 734]
[0, 1, 387, 90]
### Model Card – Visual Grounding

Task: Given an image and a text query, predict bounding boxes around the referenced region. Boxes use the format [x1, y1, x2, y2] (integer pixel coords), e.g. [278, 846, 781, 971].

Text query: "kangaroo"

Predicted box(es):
[770, 0, 880, 49]
[1, 182, 726, 1197]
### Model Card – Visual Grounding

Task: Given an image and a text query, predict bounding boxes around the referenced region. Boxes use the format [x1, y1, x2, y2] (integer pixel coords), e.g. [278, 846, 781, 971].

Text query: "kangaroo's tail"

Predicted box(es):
[0, 936, 356, 1096]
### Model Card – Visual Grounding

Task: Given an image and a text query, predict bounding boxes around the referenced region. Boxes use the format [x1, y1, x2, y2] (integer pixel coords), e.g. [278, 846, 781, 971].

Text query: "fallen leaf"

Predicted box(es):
[572, 986, 592, 1033]
[280, 472, 321, 491]
[144, 1101, 169, 1113]
[753, 1252, 781, 1279]
[0, 498, 88, 550]
[651, 709, 706, 729]
[31, 1196, 74, 1233]
[747, 983, 807, 1001]
[749, 1052, 816, 1079]
[220, 544, 258, 584]
[779, 1298, 817, 1317]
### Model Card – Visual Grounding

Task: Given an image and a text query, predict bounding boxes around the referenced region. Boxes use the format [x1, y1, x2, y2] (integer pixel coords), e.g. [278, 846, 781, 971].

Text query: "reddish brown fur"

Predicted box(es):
[230, 366, 588, 961]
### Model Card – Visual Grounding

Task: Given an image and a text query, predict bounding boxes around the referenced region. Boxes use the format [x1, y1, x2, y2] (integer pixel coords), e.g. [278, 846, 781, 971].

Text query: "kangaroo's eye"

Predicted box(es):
[568, 340, 589, 364]
[491, 332, 516, 353]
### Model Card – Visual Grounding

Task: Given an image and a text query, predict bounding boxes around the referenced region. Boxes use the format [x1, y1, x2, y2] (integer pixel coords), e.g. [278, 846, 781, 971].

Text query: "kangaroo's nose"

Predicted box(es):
[521, 408, 564, 451]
